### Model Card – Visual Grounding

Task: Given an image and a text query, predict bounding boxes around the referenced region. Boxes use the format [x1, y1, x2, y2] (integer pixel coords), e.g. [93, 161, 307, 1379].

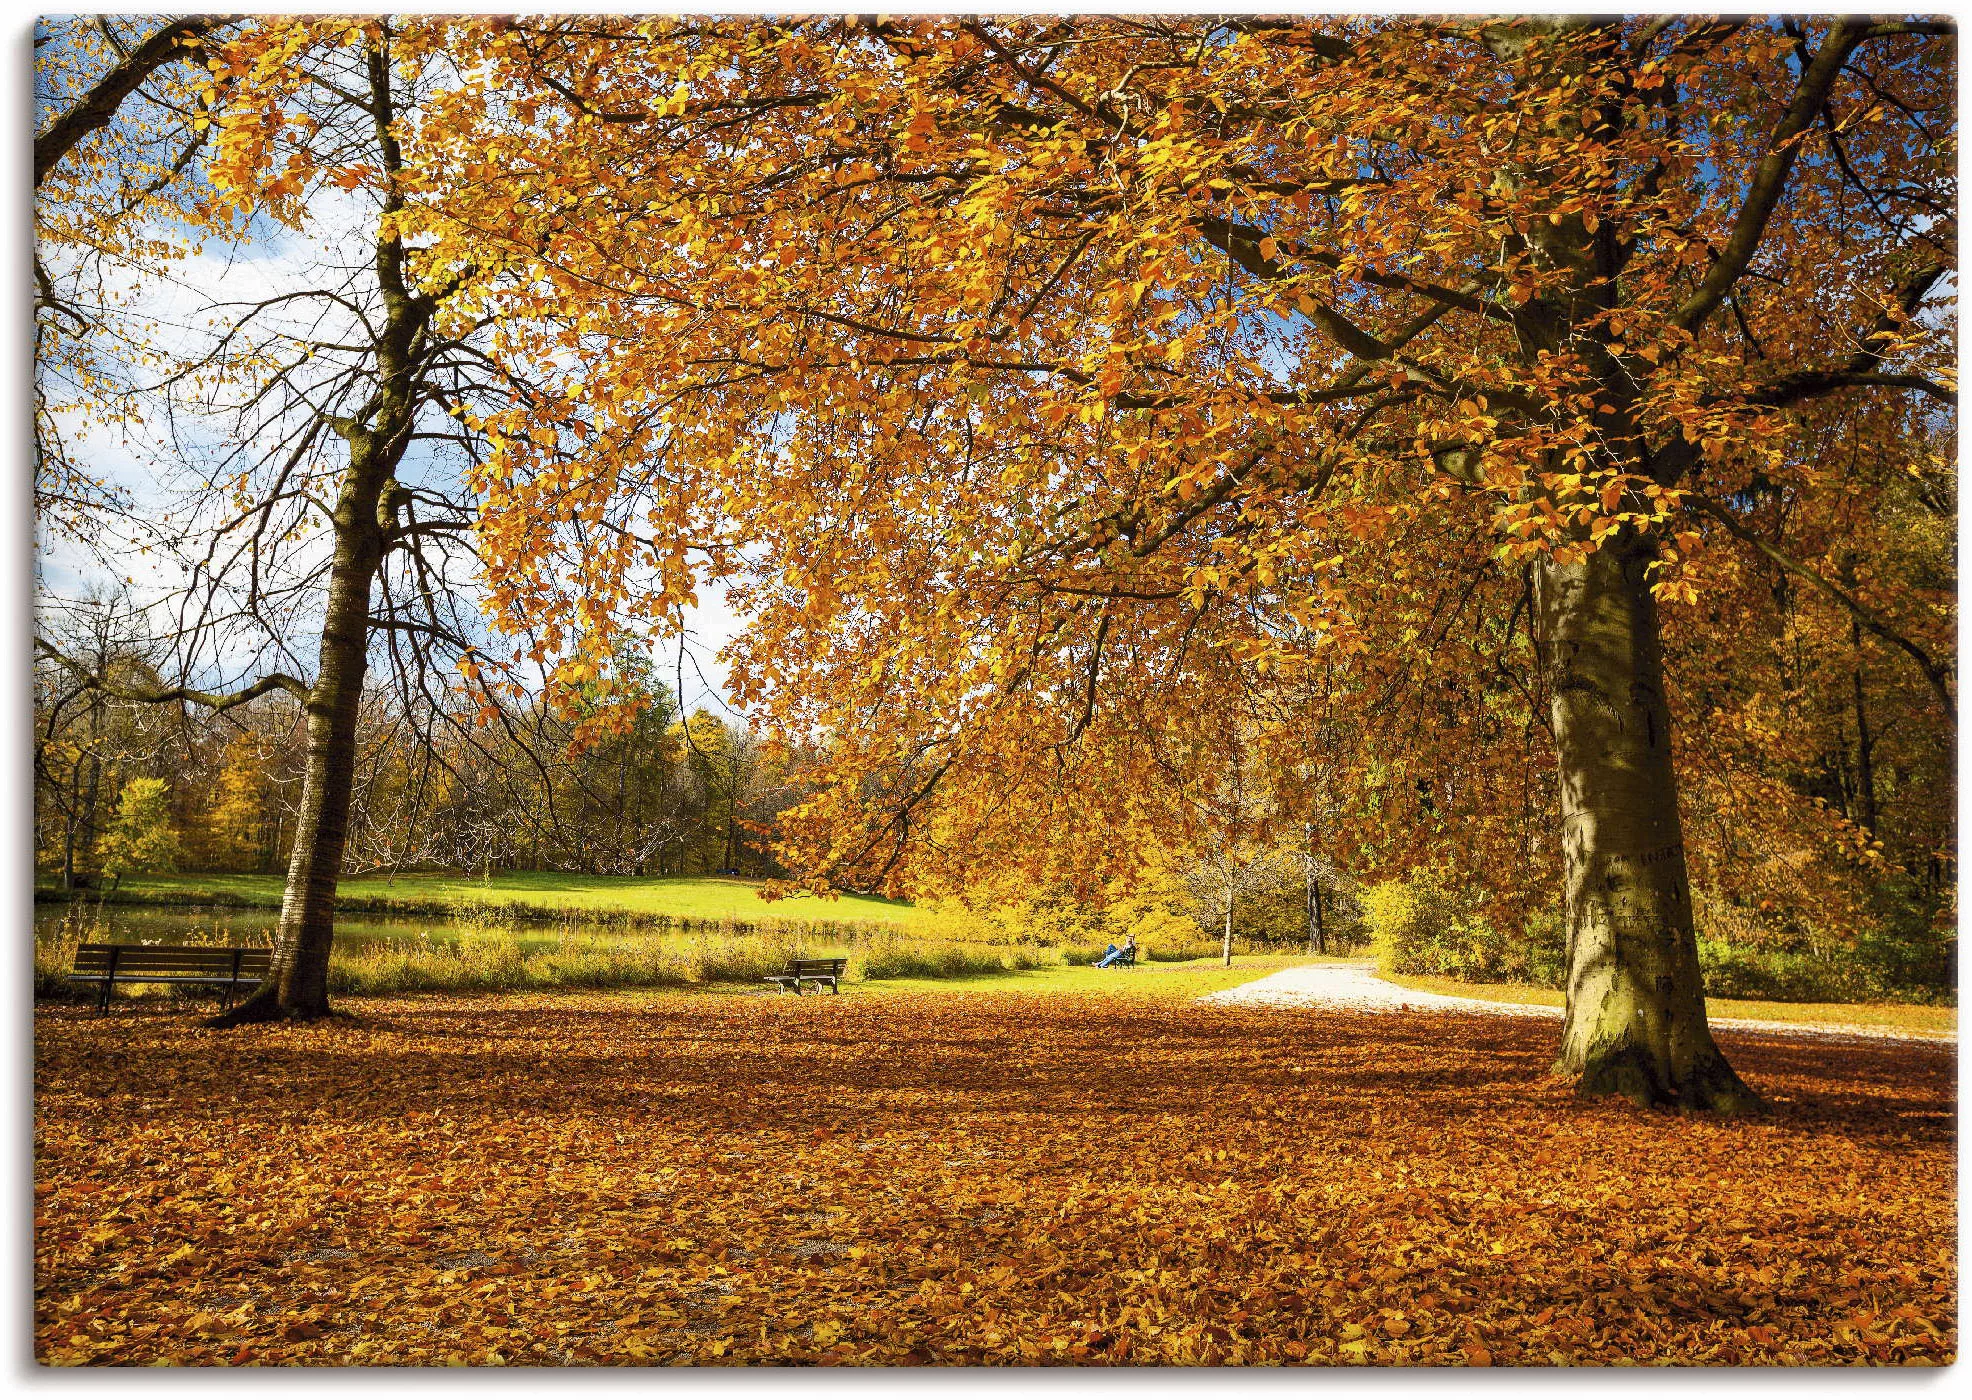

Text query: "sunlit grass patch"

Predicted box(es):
[1381, 972, 1956, 1037]
[48, 871, 941, 930]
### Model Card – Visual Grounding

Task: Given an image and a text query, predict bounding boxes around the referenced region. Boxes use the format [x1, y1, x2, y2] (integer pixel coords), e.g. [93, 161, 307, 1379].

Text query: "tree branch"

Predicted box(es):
[35, 639, 308, 713]
[1688, 494, 1955, 725]
[35, 15, 238, 186]
[1670, 19, 1871, 335]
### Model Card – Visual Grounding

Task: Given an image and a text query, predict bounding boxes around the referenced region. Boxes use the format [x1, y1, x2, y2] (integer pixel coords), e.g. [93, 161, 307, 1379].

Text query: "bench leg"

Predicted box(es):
[97, 981, 110, 1016]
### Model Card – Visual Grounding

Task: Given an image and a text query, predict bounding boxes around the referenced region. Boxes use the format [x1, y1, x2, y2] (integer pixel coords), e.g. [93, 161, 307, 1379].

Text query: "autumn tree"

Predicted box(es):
[416, 15, 1955, 1110]
[194, 729, 286, 871]
[34, 18, 551, 1022]
[34, 589, 189, 889]
[1667, 416, 1956, 987]
[33, 15, 244, 546]
[99, 777, 182, 884]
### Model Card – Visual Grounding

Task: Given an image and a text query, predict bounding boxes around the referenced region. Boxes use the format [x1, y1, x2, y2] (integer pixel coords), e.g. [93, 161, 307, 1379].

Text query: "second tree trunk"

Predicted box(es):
[1535, 533, 1764, 1114]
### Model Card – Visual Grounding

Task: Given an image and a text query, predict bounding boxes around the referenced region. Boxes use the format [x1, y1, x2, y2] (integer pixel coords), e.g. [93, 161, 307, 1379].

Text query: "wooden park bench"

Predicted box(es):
[69, 943, 271, 1015]
[763, 957, 848, 995]
[1094, 945, 1137, 968]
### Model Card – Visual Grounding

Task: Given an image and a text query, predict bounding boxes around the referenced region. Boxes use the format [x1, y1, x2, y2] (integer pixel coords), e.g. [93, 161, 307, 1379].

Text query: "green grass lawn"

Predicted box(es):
[1381, 971, 1956, 1037]
[58, 871, 940, 929]
[557, 953, 1321, 1008]
[848, 953, 1326, 1002]
[443, 953, 1321, 1004]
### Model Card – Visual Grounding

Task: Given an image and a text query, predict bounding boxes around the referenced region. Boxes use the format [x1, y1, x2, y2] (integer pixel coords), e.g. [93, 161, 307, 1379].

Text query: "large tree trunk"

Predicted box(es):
[1536, 533, 1765, 1114]
[208, 472, 387, 1025]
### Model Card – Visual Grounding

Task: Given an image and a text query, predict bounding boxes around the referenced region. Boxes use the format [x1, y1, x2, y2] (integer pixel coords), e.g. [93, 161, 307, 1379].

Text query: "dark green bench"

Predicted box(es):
[70, 943, 271, 1015]
[764, 957, 848, 995]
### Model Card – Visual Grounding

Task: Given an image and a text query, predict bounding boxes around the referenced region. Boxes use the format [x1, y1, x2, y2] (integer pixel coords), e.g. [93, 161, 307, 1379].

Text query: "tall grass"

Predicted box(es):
[34, 903, 1221, 1003]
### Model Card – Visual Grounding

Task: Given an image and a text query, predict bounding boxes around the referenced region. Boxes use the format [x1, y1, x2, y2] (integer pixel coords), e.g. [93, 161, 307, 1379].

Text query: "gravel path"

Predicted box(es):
[1199, 961, 1954, 1046]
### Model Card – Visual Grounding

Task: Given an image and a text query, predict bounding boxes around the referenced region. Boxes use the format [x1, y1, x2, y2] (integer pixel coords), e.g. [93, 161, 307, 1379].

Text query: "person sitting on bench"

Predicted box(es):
[1094, 936, 1137, 968]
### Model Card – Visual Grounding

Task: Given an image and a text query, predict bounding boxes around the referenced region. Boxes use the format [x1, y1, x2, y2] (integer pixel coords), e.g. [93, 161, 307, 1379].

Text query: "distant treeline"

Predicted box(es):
[35, 636, 814, 889]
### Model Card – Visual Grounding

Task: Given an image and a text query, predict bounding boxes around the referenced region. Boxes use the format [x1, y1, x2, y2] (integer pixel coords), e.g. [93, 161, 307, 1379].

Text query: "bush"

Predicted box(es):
[1360, 870, 1953, 1006]
[34, 924, 81, 999]
[1686, 880, 1956, 1004]
[860, 938, 1050, 980]
[1362, 872, 1566, 986]
[1696, 936, 1956, 1005]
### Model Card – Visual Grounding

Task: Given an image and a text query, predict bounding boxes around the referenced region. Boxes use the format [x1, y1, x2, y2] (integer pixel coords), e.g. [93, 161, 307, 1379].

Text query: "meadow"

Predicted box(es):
[46, 871, 939, 928]
[37, 871, 1955, 1036]
[33, 875, 1241, 1006]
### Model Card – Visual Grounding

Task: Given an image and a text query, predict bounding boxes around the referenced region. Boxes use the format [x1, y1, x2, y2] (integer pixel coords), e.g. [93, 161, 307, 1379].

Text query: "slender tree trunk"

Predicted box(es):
[1536, 533, 1764, 1114]
[60, 751, 84, 891]
[1221, 879, 1234, 967]
[209, 482, 385, 1025]
[1303, 820, 1326, 955]
[1851, 615, 1878, 835]
[77, 701, 105, 882]
[205, 35, 435, 1028]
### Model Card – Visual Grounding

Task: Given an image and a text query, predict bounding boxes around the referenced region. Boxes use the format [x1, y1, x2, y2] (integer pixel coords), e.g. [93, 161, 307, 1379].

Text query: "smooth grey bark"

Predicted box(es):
[1470, 17, 1792, 1114]
[1535, 531, 1764, 1113]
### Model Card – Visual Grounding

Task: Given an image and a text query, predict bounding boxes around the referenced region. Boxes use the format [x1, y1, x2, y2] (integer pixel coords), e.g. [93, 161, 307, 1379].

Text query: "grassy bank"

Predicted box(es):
[35, 871, 941, 931]
[844, 954, 1325, 1003]
[1381, 972, 1958, 1038]
[33, 904, 1235, 1005]
[35, 871, 1242, 1004]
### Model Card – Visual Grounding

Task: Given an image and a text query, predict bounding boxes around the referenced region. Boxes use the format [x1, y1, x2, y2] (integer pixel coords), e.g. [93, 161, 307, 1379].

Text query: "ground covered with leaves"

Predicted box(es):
[36, 990, 1956, 1366]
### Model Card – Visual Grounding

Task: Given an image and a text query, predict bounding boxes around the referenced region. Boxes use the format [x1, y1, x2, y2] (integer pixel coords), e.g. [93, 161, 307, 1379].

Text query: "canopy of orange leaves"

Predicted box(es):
[36, 993, 1953, 1365]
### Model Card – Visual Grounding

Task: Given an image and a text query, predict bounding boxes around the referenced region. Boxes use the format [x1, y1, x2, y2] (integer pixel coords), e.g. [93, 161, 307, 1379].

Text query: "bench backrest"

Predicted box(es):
[786, 957, 848, 977]
[74, 944, 272, 977]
